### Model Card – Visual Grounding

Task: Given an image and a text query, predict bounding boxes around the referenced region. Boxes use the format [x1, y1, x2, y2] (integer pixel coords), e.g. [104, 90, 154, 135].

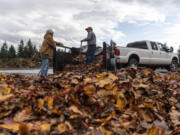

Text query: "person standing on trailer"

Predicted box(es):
[81, 26, 96, 65]
[40, 29, 64, 76]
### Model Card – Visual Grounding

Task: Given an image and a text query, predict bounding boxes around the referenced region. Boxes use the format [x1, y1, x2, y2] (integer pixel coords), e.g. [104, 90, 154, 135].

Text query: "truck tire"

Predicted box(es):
[168, 60, 178, 72]
[128, 58, 139, 67]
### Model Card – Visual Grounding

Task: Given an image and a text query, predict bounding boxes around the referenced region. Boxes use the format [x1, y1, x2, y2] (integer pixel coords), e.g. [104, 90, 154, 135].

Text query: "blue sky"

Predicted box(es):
[0, 0, 180, 51]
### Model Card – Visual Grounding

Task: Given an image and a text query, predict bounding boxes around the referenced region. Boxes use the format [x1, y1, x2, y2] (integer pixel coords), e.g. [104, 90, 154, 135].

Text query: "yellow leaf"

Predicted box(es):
[1, 72, 5, 75]
[112, 86, 118, 95]
[97, 111, 115, 125]
[41, 123, 51, 132]
[96, 74, 104, 79]
[144, 102, 154, 110]
[0, 123, 19, 131]
[147, 127, 157, 135]
[48, 97, 54, 109]
[57, 123, 67, 133]
[7, 87, 11, 94]
[52, 108, 61, 115]
[70, 114, 79, 119]
[100, 127, 113, 135]
[38, 99, 44, 108]
[116, 98, 124, 112]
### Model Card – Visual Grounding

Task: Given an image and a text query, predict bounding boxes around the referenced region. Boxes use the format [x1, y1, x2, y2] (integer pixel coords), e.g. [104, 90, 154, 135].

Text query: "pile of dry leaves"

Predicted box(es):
[0, 67, 179, 135]
[64, 54, 103, 71]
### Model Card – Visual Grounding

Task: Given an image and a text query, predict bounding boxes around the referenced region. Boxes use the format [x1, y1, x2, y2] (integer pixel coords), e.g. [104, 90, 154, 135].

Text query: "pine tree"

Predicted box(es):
[23, 46, 29, 58]
[33, 45, 38, 55]
[8, 45, 16, 58]
[26, 39, 34, 58]
[0, 41, 8, 58]
[18, 40, 24, 58]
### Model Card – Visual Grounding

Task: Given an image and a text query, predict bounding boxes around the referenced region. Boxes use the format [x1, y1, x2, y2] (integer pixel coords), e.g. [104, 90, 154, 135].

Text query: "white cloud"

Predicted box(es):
[0, 0, 180, 50]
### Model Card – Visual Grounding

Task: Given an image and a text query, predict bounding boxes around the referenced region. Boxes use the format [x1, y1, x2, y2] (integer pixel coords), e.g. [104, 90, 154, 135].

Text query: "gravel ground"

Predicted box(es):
[0, 68, 168, 76]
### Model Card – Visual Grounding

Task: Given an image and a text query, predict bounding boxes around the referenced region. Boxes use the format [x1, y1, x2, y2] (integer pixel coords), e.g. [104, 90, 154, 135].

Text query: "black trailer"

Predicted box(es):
[53, 46, 80, 73]
[53, 45, 104, 73]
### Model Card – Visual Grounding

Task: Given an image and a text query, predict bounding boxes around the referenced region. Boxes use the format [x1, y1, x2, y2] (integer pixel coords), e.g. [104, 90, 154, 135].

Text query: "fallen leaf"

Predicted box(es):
[48, 97, 54, 109]
[0, 94, 13, 102]
[69, 105, 83, 115]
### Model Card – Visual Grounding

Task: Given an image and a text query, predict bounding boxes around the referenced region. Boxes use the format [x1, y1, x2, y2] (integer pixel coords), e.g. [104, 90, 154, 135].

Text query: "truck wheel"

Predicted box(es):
[128, 58, 139, 67]
[169, 60, 178, 72]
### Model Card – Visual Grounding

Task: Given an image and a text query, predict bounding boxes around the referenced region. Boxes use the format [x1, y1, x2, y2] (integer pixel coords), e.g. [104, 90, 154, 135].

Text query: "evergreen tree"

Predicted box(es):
[33, 45, 38, 55]
[8, 45, 16, 58]
[18, 40, 24, 58]
[0, 41, 8, 58]
[23, 46, 29, 58]
[26, 39, 34, 57]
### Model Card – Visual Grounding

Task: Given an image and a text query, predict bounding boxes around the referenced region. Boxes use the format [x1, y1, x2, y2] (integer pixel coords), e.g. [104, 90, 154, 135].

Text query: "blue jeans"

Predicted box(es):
[86, 45, 96, 65]
[40, 55, 50, 76]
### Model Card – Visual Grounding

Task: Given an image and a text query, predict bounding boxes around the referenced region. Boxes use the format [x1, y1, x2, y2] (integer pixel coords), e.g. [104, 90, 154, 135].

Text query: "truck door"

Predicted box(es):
[149, 42, 161, 64]
[157, 43, 170, 64]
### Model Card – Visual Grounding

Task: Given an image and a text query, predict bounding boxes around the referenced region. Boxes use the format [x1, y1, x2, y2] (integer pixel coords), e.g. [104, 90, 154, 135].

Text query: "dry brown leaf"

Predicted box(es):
[139, 109, 153, 122]
[0, 122, 19, 131]
[71, 79, 79, 84]
[108, 73, 118, 81]
[13, 110, 30, 122]
[100, 127, 113, 135]
[0, 94, 13, 102]
[19, 123, 30, 135]
[57, 123, 68, 133]
[84, 84, 96, 95]
[96, 79, 112, 88]
[69, 105, 83, 115]
[116, 98, 125, 112]
[40, 123, 51, 132]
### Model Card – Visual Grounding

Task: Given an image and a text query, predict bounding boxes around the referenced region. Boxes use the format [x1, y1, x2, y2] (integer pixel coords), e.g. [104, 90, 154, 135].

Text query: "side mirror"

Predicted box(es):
[169, 47, 174, 52]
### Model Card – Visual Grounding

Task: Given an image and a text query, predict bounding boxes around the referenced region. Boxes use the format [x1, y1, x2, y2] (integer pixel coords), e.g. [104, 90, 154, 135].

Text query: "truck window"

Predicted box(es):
[127, 42, 148, 49]
[157, 43, 166, 52]
[150, 42, 158, 50]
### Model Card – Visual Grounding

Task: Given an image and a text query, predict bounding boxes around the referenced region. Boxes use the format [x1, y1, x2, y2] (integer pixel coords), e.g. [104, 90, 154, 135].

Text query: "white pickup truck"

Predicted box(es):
[104, 40, 179, 71]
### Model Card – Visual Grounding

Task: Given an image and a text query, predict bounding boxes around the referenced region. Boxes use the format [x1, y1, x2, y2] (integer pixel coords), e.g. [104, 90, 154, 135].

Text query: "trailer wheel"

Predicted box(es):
[128, 58, 139, 67]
